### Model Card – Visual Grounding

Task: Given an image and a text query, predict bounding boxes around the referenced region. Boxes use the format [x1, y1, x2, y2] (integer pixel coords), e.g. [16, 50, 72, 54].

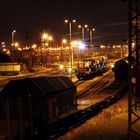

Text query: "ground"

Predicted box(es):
[54, 94, 140, 140]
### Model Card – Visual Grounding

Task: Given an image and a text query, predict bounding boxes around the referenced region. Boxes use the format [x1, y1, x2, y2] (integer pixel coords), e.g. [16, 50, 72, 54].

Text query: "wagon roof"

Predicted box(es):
[0, 76, 76, 98]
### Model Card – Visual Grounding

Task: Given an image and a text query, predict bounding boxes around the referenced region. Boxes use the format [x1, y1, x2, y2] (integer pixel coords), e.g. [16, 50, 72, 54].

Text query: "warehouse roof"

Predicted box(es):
[0, 76, 76, 98]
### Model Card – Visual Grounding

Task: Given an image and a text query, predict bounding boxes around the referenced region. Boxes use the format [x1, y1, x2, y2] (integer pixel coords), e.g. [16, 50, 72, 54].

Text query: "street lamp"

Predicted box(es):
[11, 30, 16, 61]
[64, 19, 76, 74]
[41, 33, 48, 66]
[41, 33, 48, 46]
[61, 39, 67, 65]
[41, 33, 53, 66]
[48, 35, 53, 48]
[78, 24, 88, 42]
[12, 30, 16, 46]
[48, 36, 53, 41]
[71, 40, 86, 62]
[64, 19, 76, 43]
[87, 28, 95, 47]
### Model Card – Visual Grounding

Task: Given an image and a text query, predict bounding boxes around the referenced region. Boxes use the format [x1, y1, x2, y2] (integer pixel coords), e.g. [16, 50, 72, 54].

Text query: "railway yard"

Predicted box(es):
[1, 1, 140, 139]
[0, 68, 138, 140]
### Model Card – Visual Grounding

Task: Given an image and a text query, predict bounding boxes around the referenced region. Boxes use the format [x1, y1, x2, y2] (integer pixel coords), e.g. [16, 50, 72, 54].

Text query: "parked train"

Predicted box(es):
[75, 56, 108, 80]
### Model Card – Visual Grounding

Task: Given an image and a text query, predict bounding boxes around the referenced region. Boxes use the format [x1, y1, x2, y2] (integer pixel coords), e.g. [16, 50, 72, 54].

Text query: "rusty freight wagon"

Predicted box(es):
[0, 76, 77, 140]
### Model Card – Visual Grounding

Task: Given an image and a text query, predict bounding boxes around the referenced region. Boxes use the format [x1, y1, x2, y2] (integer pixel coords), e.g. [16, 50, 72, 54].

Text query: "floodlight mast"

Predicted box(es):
[128, 0, 140, 139]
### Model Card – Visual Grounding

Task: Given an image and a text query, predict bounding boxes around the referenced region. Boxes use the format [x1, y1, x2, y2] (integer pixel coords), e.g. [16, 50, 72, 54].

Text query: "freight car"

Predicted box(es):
[112, 59, 129, 81]
[0, 76, 77, 140]
[75, 56, 108, 80]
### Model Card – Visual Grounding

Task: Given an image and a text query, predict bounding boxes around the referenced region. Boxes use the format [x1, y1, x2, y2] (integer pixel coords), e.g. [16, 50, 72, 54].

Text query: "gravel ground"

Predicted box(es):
[54, 93, 140, 140]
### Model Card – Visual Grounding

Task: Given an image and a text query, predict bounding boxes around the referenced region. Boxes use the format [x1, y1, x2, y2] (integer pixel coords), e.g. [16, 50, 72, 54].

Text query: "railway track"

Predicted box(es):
[77, 70, 114, 97]
[74, 79, 86, 86]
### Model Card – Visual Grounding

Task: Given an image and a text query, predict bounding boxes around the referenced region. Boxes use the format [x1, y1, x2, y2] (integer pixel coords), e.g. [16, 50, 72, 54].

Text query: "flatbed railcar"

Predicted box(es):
[75, 56, 108, 80]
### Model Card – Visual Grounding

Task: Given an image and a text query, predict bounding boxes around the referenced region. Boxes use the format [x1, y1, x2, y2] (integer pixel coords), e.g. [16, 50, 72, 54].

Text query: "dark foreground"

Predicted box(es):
[54, 94, 140, 140]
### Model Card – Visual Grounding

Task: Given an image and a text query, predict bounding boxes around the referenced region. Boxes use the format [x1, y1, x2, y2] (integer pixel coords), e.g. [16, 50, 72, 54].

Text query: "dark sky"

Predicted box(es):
[0, 0, 128, 45]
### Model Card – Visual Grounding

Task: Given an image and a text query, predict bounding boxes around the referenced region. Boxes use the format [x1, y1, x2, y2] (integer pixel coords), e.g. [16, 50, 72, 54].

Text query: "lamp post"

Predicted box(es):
[48, 36, 53, 46]
[87, 28, 95, 47]
[11, 30, 16, 61]
[61, 39, 67, 65]
[41, 33, 48, 66]
[86, 28, 95, 57]
[42, 33, 48, 46]
[12, 30, 16, 45]
[64, 19, 76, 75]
[78, 24, 88, 42]
[41, 33, 53, 66]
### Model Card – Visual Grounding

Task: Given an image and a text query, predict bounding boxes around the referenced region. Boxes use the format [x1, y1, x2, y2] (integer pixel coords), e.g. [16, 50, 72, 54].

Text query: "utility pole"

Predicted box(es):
[128, 0, 140, 139]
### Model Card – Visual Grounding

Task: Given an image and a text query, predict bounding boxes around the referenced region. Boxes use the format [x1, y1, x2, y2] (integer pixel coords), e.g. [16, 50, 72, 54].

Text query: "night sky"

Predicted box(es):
[0, 0, 128, 45]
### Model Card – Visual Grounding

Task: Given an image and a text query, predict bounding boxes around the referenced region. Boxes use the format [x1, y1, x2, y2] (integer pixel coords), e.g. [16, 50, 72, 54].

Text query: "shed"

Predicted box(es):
[0, 76, 77, 139]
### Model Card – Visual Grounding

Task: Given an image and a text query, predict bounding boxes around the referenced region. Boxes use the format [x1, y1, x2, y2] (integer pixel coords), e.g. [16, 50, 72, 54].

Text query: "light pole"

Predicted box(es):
[41, 32, 53, 65]
[11, 30, 16, 62]
[86, 28, 95, 57]
[87, 28, 95, 47]
[12, 30, 16, 45]
[78, 24, 88, 42]
[41, 33, 48, 66]
[64, 19, 76, 73]
[42, 33, 48, 46]
[61, 39, 67, 65]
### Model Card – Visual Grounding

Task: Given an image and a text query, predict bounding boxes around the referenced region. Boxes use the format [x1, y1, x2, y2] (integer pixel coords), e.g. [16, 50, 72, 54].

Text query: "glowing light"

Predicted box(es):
[78, 42, 86, 50]
[71, 41, 78, 46]
[65, 19, 76, 23]
[45, 43, 49, 46]
[48, 36, 53, 41]
[78, 24, 88, 28]
[59, 64, 64, 70]
[71, 40, 86, 49]
[132, 42, 135, 48]
[113, 45, 116, 48]
[68, 67, 72, 73]
[14, 42, 19, 47]
[17, 48, 22, 51]
[78, 25, 82, 28]
[111, 64, 114, 68]
[25, 47, 29, 50]
[6, 50, 10, 54]
[2, 48, 7, 52]
[32, 44, 37, 49]
[72, 19, 76, 23]
[12, 30, 16, 33]
[42, 33, 48, 40]
[62, 39, 67, 44]
[100, 45, 105, 48]
[1, 42, 6, 47]
[84, 24, 88, 28]
[64, 19, 68, 23]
